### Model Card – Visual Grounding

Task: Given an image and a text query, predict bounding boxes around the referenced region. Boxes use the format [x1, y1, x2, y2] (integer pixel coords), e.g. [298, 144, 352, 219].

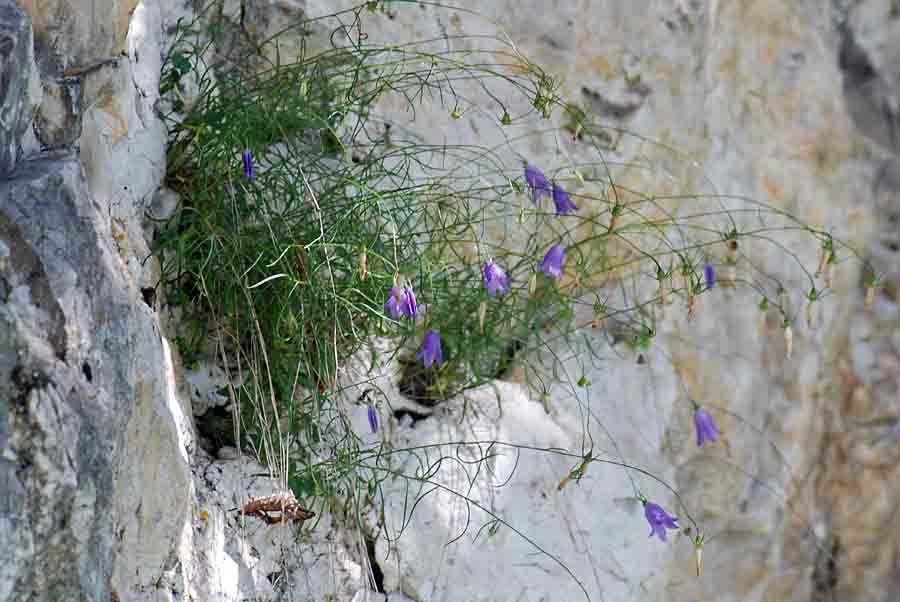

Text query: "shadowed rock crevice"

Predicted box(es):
[365, 534, 385, 593]
[837, 23, 900, 151]
[0, 212, 68, 360]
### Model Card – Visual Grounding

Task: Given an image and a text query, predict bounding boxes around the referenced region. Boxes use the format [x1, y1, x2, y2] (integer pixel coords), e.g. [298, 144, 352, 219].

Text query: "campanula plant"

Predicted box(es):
[155, 3, 877, 598]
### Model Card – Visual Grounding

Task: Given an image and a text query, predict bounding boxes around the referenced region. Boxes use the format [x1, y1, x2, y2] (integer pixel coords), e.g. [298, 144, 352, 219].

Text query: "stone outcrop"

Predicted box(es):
[0, 0, 40, 175]
[0, 153, 162, 600]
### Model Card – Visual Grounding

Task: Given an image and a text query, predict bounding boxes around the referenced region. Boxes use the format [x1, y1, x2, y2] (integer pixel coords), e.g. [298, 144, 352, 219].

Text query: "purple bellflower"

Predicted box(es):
[705, 262, 715, 290]
[693, 407, 720, 447]
[525, 164, 552, 203]
[483, 259, 510, 297]
[540, 244, 566, 279]
[643, 500, 679, 542]
[367, 404, 379, 433]
[418, 330, 443, 368]
[384, 285, 418, 319]
[242, 149, 255, 182]
[552, 183, 577, 215]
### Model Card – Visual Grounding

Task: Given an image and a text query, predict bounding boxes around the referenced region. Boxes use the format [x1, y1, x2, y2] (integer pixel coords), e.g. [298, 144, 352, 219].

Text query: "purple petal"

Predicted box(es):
[694, 408, 720, 447]
[418, 330, 443, 367]
[644, 501, 678, 542]
[384, 286, 401, 318]
[242, 149, 255, 182]
[540, 244, 566, 279]
[483, 260, 510, 296]
[385, 285, 417, 319]
[401, 286, 418, 318]
[705, 263, 715, 290]
[525, 164, 551, 203]
[552, 183, 577, 215]
[367, 404, 379, 433]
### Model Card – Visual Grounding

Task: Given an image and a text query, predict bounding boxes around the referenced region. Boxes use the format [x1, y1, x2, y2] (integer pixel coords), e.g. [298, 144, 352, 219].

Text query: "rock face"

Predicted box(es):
[0, 3, 181, 602]
[1, 1, 899, 602]
[0, 0, 40, 175]
[0, 154, 159, 600]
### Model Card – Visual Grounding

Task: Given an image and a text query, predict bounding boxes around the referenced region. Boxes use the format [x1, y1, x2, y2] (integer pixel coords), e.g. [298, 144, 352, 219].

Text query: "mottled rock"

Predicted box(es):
[0, 154, 158, 601]
[0, 0, 41, 174]
[79, 1, 167, 296]
[180, 452, 362, 602]
[33, 80, 81, 149]
[16, 0, 139, 76]
[110, 336, 195, 601]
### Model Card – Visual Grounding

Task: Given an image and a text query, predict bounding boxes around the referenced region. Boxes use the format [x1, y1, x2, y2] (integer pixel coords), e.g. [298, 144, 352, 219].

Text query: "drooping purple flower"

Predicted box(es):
[552, 183, 577, 215]
[483, 259, 510, 297]
[539, 244, 566, 279]
[705, 263, 715, 290]
[524, 164, 552, 203]
[693, 407, 720, 447]
[401, 286, 418, 317]
[242, 149, 255, 182]
[384, 285, 418, 319]
[367, 404, 379, 433]
[417, 330, 443, 368]
[643, 501, 679, 542]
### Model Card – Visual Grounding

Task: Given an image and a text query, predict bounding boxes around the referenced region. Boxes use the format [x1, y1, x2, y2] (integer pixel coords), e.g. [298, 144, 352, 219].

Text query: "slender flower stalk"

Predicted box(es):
[478, 300, 487, 334]
[540, 244, 566, 279]
[642, 500, 679, 542]
[242, 149, 255, 182]
[551, 182, 577, 215]
[524, 164, 552, 203]
[418, 330, 443, 367]
[359, 246, 367, 281]
[693, 406, 720, 447]
[483, 259, 510, 296]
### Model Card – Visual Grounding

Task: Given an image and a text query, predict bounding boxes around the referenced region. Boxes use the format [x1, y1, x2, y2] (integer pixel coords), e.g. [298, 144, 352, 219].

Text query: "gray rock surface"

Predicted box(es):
[0, 154, 155, 600]
[0, 0, 40, 175]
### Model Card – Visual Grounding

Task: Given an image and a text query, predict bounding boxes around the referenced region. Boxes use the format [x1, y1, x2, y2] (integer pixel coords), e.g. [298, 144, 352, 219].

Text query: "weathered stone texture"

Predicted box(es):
[16, 0, 139, 76]
[0, 154, 152, 600]
[0, 0, 40, 175]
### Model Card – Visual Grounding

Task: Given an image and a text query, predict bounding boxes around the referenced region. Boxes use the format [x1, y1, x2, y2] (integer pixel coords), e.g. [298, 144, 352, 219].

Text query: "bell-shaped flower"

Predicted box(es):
[643, 500, 679, 542]
[525, 164, 552, 203]
[417, 330, 444, 367]
[693, 407, 720, 447]
[705, 263, 715, 290]
[384, 285, 418, 319]
[540, 244, 566, 279]
[242, 149, 255, 182]
[483, 259, 510, 296]
[367, 404, 379, 433]
[552, 183, 577, 215]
